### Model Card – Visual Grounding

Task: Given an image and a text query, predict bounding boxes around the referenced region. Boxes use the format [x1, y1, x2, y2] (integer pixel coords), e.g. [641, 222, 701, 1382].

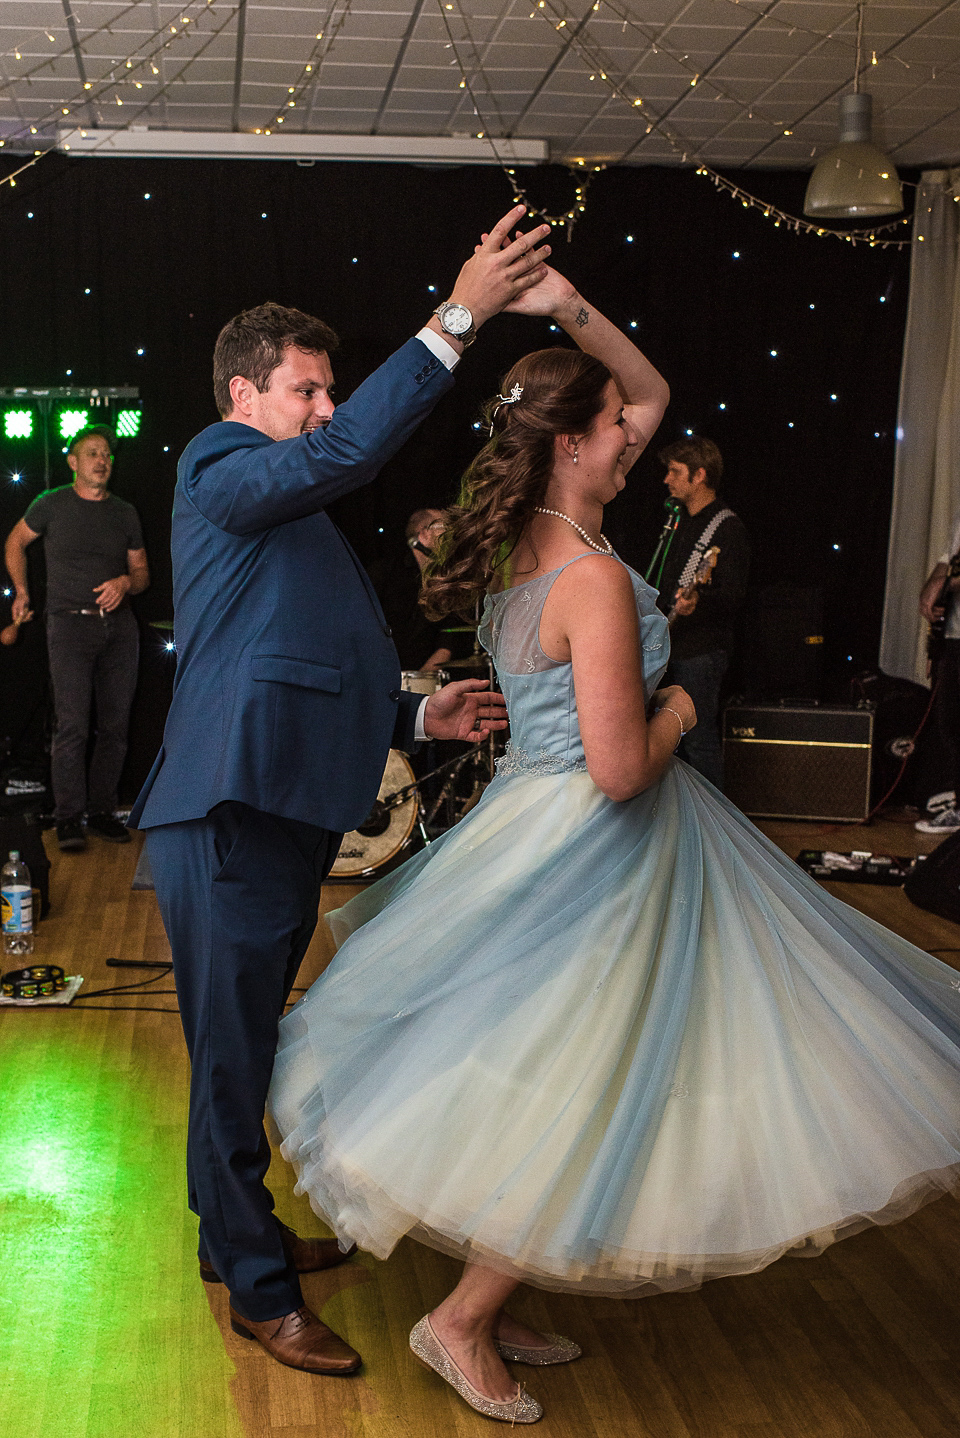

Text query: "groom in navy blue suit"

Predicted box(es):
[130, 206, 552, 1375]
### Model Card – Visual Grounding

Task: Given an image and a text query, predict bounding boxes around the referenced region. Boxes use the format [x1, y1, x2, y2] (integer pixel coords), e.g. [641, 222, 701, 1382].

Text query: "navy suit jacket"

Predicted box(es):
[130, 337, 455, 833]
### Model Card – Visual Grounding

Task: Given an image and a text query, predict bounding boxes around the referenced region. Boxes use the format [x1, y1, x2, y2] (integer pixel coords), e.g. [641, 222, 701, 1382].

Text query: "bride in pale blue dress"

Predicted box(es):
[269, 266, 960, 1424]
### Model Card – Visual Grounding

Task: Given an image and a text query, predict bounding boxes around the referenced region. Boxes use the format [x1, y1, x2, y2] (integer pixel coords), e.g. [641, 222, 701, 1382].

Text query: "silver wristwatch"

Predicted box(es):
[433, 300, 476, 348]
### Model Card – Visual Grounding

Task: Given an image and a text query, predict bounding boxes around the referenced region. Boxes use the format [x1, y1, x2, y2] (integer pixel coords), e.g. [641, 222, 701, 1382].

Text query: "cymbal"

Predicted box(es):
[444, 653, 493, 669]
[149, 620, 175, 631]
[441, 624, 478, 633]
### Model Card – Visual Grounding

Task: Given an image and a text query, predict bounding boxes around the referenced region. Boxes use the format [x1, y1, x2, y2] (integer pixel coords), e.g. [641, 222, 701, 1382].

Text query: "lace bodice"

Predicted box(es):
[478, 553, 669, 777]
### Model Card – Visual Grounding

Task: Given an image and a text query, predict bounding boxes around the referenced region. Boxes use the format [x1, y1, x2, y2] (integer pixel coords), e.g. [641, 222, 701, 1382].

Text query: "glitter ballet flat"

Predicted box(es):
[494, 1334, 582, 1366]
[409, 1314, 543, 1424]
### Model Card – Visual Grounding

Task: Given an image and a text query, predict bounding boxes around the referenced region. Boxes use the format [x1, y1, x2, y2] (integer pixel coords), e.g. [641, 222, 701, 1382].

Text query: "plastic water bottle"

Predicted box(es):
[1, 850, 34, 957]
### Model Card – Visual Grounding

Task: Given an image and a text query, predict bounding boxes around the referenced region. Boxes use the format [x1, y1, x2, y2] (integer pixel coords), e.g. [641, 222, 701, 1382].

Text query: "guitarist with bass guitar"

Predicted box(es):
[917, 519, 960, 834]
[653, 437, 751, 791]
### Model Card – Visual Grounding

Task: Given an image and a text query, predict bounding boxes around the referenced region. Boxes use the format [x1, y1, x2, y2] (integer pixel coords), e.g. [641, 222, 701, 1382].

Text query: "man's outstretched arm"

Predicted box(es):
[187, 205, 552, 535]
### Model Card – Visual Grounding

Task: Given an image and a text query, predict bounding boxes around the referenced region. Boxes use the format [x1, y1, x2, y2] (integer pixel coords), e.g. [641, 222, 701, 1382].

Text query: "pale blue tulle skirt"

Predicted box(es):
[268, 760, 960, 1297]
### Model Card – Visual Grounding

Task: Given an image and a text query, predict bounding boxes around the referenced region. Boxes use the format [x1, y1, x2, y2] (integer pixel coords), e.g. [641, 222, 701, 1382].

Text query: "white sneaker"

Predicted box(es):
[915, 807, 960, 833]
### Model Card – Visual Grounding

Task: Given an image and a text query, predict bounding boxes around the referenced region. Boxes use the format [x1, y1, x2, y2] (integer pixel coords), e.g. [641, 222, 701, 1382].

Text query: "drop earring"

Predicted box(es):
[572, 443, 579, 466]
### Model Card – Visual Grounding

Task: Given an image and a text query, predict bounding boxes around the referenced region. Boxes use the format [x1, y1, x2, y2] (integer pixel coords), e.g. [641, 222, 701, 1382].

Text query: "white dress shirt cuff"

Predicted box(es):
[416, 327, 461, 371]
[415, 696, 430, 744]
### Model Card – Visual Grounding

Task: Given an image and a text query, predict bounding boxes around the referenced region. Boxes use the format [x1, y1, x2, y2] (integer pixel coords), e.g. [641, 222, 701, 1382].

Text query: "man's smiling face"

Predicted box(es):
[234, 346, 336, 442]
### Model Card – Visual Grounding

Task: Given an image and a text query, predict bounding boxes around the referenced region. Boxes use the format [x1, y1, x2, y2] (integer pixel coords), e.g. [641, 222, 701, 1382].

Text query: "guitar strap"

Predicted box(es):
[677, 508, 734, 590]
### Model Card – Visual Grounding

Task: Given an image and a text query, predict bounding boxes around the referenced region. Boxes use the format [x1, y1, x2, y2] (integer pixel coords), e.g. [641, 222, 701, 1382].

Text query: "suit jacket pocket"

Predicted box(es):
[251, 654, 342, 693]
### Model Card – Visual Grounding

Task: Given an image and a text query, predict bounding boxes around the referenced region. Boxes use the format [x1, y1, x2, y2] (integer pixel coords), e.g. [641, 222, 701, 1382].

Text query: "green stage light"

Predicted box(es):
[3, 410, 33, 440]
[115, 409, 141, 438]
[59, 409, 89, 440]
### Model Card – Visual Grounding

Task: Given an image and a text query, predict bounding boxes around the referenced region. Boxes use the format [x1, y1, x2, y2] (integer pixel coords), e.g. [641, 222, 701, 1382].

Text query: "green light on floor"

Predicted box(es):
[58, 409, 89, 440]
[3, 409, 33, 440]
[115, 409, 141, 438]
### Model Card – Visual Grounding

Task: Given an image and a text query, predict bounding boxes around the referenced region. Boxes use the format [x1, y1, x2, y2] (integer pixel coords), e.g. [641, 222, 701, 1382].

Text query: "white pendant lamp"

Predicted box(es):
[803, 2, 902, 220]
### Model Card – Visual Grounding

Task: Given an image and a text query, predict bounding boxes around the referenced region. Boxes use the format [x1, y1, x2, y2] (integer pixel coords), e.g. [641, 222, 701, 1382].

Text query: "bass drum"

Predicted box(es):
[329, 749, 418, 881]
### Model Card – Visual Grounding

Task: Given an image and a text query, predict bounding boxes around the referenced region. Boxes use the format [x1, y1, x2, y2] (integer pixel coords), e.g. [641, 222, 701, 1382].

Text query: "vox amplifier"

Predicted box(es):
[723, 703, 873, 822]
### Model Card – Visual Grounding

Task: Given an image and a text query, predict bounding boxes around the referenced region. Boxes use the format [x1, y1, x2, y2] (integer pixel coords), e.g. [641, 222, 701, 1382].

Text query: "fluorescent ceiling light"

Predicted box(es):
[57, 129, 548, 166]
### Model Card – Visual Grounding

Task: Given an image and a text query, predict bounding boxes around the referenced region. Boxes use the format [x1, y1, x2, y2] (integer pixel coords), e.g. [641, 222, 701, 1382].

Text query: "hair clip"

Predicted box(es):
[487, 383, 524, 436]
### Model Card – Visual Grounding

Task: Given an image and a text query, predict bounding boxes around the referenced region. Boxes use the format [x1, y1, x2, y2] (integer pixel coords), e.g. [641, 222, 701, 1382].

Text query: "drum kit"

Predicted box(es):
[330, 629, 503, 882]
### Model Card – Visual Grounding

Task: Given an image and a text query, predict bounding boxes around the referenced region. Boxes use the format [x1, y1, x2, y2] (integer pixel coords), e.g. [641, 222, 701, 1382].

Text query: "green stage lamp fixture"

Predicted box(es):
[3, 410, 33, 439]
[115, 409, 141, 438]
[58, 409, 90, 440]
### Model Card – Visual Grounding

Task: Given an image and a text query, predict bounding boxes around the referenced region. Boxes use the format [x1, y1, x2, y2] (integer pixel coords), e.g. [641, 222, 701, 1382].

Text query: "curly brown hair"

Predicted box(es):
[421, 348, 611, 619]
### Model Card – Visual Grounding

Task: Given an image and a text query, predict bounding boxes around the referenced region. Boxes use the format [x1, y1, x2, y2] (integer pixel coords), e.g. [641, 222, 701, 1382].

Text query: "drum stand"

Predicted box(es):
[380, 741, 488, 839]
[419, 649, 501, 832]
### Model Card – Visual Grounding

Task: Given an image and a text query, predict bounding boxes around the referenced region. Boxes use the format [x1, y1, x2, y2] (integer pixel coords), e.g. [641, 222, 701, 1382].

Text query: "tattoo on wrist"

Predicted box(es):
[574, 306, 589, 329]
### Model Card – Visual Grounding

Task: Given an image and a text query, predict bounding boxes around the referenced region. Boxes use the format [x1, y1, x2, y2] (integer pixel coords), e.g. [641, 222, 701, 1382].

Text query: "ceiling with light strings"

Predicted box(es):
[1, 2, 959, 247]
[3, 0, 959, 164]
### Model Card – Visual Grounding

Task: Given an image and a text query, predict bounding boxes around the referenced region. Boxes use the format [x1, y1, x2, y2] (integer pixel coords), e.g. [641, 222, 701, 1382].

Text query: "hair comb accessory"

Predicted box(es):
[487, 383, 524, 436]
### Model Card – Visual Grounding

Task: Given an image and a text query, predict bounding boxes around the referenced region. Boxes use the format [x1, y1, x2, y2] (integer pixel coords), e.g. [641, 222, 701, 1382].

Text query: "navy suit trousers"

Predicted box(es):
[146, 803, 342, 1321]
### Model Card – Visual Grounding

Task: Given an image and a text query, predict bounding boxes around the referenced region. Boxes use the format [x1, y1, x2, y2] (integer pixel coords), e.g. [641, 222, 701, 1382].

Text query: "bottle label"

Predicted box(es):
[1, 886, 32, 933]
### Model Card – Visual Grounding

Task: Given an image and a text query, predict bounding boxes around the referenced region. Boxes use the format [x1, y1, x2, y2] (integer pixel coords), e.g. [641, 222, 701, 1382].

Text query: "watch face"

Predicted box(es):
[441, 303, 472, 335]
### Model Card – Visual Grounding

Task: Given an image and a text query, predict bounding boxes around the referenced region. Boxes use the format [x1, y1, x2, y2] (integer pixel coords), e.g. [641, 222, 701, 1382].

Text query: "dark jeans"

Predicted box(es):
[667, 649, 729, 791]
[46, 608, 139, 821]
[146, 804, 342, 1321]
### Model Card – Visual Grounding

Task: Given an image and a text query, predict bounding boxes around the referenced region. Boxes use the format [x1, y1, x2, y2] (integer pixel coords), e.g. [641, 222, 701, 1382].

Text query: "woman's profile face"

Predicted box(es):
[573, 380, 639, 501]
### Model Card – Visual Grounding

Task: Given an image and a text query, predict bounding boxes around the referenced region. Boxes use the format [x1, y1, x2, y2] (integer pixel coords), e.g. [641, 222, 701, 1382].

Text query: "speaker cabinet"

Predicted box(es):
[723, 704, 873, 821]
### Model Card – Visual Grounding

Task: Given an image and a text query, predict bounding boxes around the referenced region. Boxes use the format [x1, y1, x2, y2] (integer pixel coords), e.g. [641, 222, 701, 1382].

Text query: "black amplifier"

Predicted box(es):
[723, 703, 873, 822]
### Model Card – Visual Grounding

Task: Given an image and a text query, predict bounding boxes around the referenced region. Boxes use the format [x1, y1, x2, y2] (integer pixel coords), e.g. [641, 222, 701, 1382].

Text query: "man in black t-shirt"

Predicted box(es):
[4, 426, 150, 850]
[653, 437, 750, 791]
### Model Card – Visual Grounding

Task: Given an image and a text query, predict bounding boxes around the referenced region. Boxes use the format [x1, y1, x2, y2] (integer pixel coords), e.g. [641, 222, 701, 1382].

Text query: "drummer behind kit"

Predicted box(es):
[329, 657, 503, 881]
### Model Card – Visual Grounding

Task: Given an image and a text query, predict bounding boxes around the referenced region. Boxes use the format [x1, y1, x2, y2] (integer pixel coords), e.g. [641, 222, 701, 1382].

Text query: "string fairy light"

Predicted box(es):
[257, 0, 355, 135]
[713, 0, 958, 87]
[564, 0, 801, 139]
[431, 0, 921, 247]
[0, 0, 949, 250]
[531, 0, 916, 247]
[0, 1, 148, 92]
[0, 0, 230, 189]
[1, 0, 224, 147]
[549, 0, 960, 175]
[438, 0, 599, 238]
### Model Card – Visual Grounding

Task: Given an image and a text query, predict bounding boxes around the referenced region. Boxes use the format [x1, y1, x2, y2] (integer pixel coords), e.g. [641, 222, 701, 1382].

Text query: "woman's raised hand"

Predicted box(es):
[502, 261, 578, 319]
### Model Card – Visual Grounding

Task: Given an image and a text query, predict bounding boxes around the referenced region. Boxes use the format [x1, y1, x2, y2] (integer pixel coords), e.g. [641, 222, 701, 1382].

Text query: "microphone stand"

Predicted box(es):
[645, 499, 683, 588]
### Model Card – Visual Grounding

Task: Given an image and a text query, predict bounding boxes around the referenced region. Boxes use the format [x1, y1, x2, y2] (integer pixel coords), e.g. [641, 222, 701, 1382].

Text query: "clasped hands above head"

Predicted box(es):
[443, 205, 553, 333]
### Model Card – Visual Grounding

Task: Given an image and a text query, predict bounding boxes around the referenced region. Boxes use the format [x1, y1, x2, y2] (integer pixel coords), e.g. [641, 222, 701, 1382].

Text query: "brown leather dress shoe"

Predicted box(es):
[229, 1303, 362, 1375]
[199, 1221, 357, 1283]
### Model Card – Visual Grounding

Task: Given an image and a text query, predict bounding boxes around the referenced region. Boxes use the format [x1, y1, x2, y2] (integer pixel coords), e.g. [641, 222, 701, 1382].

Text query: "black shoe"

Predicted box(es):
[56, 819, 87, 852]
[86, 812, 131, 843]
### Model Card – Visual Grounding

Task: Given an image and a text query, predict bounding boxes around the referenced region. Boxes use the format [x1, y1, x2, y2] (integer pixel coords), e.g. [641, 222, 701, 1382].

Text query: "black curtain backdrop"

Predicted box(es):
[0, 154, 913, 798]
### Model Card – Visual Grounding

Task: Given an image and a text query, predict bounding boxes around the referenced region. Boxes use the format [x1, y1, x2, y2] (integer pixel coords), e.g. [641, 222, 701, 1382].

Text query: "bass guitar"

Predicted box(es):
[667, 546, 720, 629]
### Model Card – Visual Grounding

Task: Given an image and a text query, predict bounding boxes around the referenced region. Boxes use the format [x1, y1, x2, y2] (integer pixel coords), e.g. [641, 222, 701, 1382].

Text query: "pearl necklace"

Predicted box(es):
[533, 507, 613, 555]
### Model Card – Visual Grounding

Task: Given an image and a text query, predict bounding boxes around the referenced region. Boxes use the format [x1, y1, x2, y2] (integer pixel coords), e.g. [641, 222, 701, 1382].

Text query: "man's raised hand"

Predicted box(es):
[446, 205, 552, 330]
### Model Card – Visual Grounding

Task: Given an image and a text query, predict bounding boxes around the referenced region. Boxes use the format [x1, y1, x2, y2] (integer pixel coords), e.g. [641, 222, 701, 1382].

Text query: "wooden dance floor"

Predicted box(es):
[3, 815, 960, 1438]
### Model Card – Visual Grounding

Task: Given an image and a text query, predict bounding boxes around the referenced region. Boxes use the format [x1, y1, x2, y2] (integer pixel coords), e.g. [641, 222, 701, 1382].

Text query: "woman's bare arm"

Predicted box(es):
[506, 266, 670, 458]
[541, 557, 695, 801]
